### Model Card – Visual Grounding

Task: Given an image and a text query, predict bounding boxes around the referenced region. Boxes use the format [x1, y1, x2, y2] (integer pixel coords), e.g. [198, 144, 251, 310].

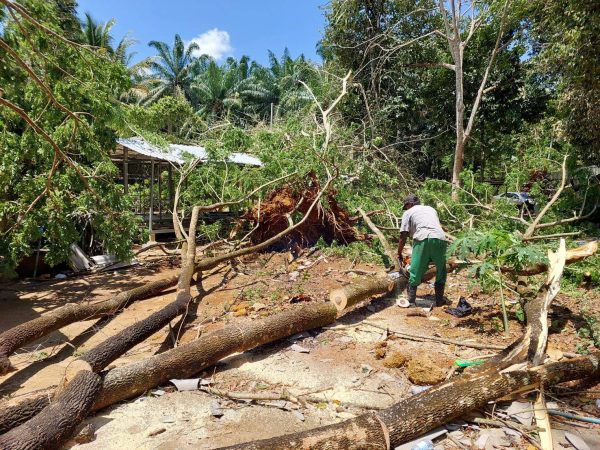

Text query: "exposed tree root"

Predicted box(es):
[236, 173, 362, 250]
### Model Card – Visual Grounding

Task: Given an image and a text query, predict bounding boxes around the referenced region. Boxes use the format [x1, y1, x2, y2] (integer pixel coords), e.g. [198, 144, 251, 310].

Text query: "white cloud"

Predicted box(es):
[187, 29, 233, 60]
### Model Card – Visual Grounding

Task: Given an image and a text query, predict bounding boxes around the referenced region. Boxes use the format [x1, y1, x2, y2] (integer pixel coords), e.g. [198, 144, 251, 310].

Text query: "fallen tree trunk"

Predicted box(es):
[218, 240, 571, 449]
[0, 302, 340, 433]
[0, 275, 179, 375]
[0, 371, 101, 450]
[219, 352, 600, 450]
[501, 240, 597, 276]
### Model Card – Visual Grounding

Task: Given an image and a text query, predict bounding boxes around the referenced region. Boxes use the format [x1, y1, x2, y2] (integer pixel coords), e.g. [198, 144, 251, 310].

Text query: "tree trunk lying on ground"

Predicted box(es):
[219, 353, 600, 450]
[0, 303, 340, 433]
[0, 242, 596, 447]
[0, 275, 179, 375]
[217, 240, 575, 449]
[0, 371, 102, 450]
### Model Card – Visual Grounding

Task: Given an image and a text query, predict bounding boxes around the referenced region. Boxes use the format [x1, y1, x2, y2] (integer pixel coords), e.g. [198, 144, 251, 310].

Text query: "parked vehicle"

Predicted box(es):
[492, 192, 536, 212]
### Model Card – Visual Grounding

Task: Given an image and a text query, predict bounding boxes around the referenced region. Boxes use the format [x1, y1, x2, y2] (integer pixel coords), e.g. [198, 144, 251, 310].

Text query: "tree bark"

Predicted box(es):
[0, 303, 340, 434]
[0, 371, 101, 450]
[219, 353, 600, 450]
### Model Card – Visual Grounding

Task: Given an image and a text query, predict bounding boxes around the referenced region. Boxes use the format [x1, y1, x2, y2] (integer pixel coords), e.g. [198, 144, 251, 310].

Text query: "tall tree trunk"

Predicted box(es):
[452, 44, 465, 200]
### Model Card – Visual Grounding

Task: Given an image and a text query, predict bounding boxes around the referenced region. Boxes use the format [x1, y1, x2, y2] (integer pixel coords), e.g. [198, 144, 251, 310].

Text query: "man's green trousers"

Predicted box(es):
[409, 238, 447, 287]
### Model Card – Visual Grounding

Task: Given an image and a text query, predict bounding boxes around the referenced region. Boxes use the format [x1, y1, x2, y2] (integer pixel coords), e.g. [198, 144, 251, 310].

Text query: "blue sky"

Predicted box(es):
[77, 0, 328, 65]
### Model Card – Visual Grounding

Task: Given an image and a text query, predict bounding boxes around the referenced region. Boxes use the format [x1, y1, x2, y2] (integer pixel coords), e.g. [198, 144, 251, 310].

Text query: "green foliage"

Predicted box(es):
[576, 311, 600, 354]
[0, 0, 140, 268]
[529, 0, 600, 162]
[317, 238, 386, 266]
[450, 230, 547, 274]
[448, 230, 547, 305]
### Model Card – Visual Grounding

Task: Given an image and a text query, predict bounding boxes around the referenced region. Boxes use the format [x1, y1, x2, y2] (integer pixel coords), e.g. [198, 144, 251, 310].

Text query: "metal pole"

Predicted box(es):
[270, 102, 274, 127]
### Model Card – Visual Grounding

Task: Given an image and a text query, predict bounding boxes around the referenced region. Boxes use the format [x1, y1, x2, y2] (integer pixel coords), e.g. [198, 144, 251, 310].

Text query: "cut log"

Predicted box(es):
[218, 352, 600, 450]
[0, 371, 101, 450]
[330, 275, 394, 311]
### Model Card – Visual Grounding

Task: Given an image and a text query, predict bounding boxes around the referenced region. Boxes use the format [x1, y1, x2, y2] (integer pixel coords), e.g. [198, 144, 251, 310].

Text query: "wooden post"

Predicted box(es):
[123, 147, 129, 195]
[158, 162, 162, 222]
[168, 165, 174, 211]
[149, 159, 154, 240]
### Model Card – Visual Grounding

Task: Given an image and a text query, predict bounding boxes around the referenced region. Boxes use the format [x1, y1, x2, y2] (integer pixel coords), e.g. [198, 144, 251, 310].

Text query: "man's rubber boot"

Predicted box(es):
[434, 282, 446, 306]
[407, 285, 418, 307]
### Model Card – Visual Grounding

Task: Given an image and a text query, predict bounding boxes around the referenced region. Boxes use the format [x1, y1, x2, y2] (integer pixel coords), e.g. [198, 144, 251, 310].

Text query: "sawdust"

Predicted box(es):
[383, 351, 409, 368]
[374, 341, 387, 359]
[407, 354, 446, 385]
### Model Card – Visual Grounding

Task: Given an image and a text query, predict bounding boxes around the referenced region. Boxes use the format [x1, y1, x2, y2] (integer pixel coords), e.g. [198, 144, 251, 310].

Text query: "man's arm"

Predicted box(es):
[397, 231, 409, 260]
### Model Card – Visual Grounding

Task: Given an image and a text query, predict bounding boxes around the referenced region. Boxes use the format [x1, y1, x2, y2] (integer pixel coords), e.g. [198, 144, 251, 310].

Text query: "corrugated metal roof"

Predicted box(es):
[117, 137, 262, 167]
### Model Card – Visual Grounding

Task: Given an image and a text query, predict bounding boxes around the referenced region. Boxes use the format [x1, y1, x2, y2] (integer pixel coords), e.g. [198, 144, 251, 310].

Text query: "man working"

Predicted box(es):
[397, 194, 447, 307]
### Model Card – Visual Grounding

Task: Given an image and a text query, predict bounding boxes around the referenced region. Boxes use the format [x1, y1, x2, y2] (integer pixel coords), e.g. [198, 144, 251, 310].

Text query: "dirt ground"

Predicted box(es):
[0, 247, 598, 449]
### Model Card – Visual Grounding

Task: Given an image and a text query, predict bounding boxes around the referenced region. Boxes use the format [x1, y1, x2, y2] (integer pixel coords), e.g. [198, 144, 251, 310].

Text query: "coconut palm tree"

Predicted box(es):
[81, 13, 115, 51]
[141, 34, 199, 105]
[193, 56, 270, 122]
[247, 48, 315, 120]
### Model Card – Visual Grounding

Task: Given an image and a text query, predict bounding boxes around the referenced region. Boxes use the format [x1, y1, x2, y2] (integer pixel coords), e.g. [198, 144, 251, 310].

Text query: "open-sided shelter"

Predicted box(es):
[111, 137, 262, 240]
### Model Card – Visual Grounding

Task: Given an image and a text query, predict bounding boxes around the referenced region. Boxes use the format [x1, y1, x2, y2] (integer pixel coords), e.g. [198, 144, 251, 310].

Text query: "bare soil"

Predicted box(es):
[0, 248, 598, 449]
